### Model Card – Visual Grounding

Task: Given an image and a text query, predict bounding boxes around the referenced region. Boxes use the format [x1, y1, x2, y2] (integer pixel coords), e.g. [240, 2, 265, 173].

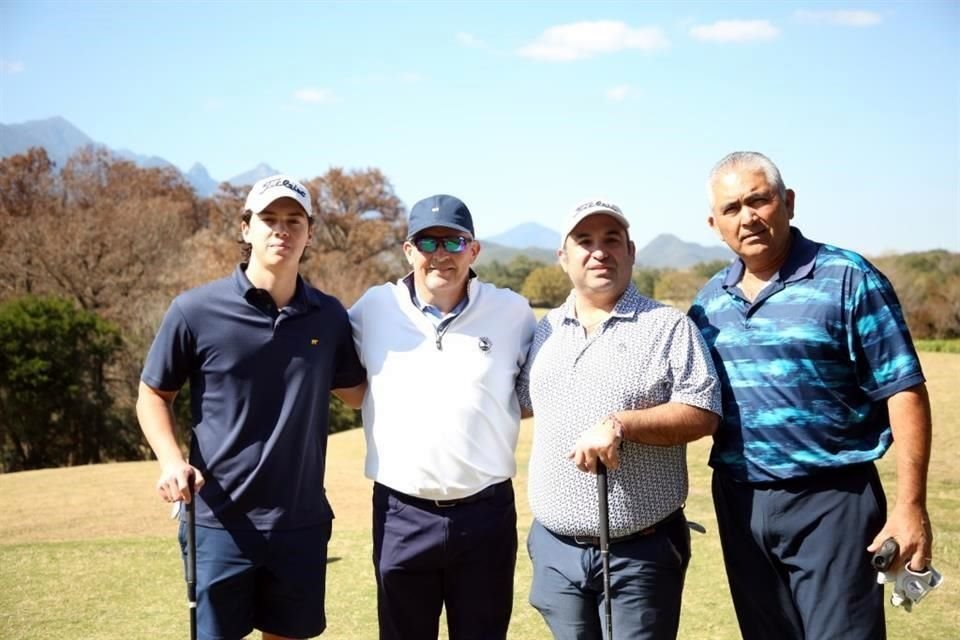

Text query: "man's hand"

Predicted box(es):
[568, 415, 624, 473]
[867, 501, 933, 571]
[157, 461, 205, 504]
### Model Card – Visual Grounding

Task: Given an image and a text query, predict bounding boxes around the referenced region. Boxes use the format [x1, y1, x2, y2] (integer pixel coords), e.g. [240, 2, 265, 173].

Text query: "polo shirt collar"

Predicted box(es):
[401, 269, 477, 311]
[561, 282, 643, 324]
[232, 263, 320, 309]
[722, 226, 820, 289]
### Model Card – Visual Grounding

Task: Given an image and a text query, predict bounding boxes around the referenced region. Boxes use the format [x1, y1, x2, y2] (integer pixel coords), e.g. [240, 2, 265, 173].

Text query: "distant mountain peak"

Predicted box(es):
[635, 234, 731, 268]
[185, 163, 218, 197]
[487, 222, 560, 250]
[228, 163, 281, 186]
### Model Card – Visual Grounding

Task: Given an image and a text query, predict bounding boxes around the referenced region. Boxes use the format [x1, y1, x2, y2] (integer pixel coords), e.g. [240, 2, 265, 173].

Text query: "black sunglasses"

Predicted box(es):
[413, 236, 471, 254]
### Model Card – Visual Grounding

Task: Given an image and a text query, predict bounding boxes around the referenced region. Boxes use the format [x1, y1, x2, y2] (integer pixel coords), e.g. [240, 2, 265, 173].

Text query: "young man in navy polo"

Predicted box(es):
[138, 174, 366, 640]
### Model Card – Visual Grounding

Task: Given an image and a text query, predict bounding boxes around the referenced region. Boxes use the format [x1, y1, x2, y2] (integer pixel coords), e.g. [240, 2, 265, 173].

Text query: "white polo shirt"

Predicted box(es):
[349, 275, 536, 500]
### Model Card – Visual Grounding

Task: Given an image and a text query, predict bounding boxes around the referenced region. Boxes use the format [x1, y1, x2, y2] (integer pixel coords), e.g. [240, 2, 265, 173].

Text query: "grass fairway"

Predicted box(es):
[1, 352, 957, 638]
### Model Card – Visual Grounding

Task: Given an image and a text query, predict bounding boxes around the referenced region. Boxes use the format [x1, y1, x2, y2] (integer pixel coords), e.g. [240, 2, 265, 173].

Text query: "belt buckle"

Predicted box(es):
[572, 535, 598, 546]
[433, 498, 457, 508]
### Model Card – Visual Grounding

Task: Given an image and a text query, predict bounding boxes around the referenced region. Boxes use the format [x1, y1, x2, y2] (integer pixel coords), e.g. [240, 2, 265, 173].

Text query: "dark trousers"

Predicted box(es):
[712, 465, 887, 640]
[527, 514, 690, 640]
[372, 480, 517, 640]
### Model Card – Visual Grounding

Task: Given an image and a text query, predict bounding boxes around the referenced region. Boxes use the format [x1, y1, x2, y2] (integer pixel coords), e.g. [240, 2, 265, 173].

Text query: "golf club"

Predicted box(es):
[597, 461, 612, 639]
[186, 473, 197, 640]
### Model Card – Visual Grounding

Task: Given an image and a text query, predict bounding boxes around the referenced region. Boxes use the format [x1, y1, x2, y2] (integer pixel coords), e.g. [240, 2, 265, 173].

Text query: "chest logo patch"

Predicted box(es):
[478, 336, 492, 352]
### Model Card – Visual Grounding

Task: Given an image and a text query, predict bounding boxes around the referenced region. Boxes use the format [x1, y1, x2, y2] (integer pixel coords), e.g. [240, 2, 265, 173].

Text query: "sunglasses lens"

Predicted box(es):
[415, 236, 469, 253]
[442, 238, 467, 253]
[415, 237, 440, 253]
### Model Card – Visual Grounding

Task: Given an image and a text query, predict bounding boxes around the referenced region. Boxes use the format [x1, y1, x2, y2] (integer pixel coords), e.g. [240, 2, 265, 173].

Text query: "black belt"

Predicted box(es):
[379, 480, 507, 508]
[567, 508, 684, 546]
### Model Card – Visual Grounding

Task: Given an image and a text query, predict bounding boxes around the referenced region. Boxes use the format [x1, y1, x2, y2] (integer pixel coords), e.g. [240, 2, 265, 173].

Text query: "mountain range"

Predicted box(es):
[478, 227, 731, 268]
[1, 116, 732, 268]
[0, 116, 277, 196]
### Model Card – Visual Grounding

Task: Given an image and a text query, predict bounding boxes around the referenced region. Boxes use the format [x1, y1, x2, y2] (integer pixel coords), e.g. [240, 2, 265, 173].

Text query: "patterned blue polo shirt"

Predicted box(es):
[688, 228, 925, 483]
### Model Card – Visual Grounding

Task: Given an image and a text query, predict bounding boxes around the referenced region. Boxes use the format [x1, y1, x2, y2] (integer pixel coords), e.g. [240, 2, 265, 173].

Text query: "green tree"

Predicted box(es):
[873, 250, 960, 339]
[690, 259, 731, 279]
[653, 270, 708, 308]
[328, 395, 362, 434]
[0, 296, 134, 471]
[632, 268, 661, 297]
[522, 266, 571, 308]
[476, 255, 546, 293]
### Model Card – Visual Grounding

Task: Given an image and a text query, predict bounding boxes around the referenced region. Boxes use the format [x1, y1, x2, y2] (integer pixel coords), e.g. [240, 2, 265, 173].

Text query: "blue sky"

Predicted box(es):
[1, 1, 957, 254]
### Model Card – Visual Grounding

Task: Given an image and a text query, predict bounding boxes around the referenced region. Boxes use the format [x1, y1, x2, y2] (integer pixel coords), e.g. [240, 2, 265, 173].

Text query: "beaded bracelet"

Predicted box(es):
[607, 413, 626, 449]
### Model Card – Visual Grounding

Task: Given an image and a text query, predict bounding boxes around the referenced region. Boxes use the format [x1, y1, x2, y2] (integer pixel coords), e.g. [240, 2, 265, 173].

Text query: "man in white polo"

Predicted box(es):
[348, 194, 536, 640]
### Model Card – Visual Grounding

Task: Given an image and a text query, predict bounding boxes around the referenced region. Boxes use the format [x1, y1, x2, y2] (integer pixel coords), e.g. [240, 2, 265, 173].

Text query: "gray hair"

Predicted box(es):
[707, 151, 787, 209]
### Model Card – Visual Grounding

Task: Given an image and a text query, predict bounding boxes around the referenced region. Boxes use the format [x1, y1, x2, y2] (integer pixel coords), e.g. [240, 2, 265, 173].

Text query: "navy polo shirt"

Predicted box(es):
[142, 265, 366, 529]
[689, 228, 924, 483]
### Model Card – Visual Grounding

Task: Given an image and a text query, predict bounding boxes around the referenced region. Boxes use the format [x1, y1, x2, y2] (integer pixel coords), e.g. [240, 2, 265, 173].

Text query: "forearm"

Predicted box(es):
[888, 384, 932, 508]
[616, 402, 719, 446]
[866, 383, 933, 566]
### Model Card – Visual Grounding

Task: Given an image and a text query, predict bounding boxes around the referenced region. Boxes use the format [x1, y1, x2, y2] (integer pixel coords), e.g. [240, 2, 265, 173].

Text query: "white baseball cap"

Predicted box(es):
[243, 174, 314, 218]
[560, 198, 630, 248]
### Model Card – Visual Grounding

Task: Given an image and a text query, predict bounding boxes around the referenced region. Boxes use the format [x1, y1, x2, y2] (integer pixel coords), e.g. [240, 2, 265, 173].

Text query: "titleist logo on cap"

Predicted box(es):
[575, 199, 622, 215]
[257, 177, 307, 199]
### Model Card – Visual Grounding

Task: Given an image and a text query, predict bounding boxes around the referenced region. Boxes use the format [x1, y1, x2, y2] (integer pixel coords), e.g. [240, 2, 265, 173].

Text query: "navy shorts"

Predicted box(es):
[178, 521, 332, 640]
[713, 464, 886, 640]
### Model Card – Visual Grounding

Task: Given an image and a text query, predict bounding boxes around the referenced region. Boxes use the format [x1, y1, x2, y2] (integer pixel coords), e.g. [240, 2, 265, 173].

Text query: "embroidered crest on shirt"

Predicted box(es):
[478, 336, 492, 352]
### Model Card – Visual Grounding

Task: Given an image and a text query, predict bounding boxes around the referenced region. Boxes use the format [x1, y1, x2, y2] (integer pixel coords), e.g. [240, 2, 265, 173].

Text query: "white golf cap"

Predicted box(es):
[243, 174, 314, 218]
[560, 198, 630, 248]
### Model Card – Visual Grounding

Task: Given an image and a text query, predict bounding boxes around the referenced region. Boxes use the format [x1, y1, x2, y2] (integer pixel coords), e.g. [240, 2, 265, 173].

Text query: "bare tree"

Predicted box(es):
[303, 167, 408, 304]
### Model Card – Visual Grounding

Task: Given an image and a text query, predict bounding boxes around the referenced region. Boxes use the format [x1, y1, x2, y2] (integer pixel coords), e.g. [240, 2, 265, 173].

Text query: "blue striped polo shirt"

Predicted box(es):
[688, 228, 925, 483]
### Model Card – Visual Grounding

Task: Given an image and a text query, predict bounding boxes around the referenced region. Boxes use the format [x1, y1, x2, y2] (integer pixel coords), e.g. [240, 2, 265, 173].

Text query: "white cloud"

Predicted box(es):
[606, 85, 631, 102]
[293, 88, 336, 104]
[794, 10, 883, 27]
[456, 32, 486, 48]
[689, 20, 780, 43]
[519, 21, 669, 62]
[0, 58, 25, 74]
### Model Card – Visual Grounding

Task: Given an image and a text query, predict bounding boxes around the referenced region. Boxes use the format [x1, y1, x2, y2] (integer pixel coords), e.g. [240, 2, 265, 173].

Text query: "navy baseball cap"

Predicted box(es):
[406, 194, 475, 239]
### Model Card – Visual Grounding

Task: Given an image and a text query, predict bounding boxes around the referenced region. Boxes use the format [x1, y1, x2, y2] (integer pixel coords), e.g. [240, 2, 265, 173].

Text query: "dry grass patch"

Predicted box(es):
[1, 353, 958, 638]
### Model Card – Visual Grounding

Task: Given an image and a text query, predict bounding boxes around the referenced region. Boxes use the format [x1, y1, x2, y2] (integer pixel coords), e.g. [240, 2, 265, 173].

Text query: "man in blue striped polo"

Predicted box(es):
[689, 151, 934, 640]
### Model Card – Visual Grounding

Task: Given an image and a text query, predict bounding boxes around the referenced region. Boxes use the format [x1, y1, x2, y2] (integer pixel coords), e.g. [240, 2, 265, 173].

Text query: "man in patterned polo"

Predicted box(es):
[689, 151, 934, 640]
[518, 198, 722, 639]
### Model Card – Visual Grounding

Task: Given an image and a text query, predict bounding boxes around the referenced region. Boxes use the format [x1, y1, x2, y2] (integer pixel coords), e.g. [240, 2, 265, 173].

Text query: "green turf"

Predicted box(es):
[1, 352, 958, 638]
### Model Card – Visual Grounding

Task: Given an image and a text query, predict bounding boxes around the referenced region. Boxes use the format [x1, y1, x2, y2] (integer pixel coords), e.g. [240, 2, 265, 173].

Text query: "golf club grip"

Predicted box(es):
[597, 462, 609, 547]
[596, 461, 613, 637]
[186, 475, 196, 584]
[185, 474, 197, 640]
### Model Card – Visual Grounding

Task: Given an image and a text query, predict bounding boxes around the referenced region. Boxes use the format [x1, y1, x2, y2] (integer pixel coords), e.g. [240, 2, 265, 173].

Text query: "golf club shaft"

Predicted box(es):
[186, 474, 197, 640]
[597, 461, 612, 639]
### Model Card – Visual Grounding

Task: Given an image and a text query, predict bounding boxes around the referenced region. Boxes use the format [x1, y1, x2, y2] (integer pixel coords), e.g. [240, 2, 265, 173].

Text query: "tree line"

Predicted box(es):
[0, 147, 407, 471]
[1, 147, 957, 471]
[477, 256, 732, 308]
